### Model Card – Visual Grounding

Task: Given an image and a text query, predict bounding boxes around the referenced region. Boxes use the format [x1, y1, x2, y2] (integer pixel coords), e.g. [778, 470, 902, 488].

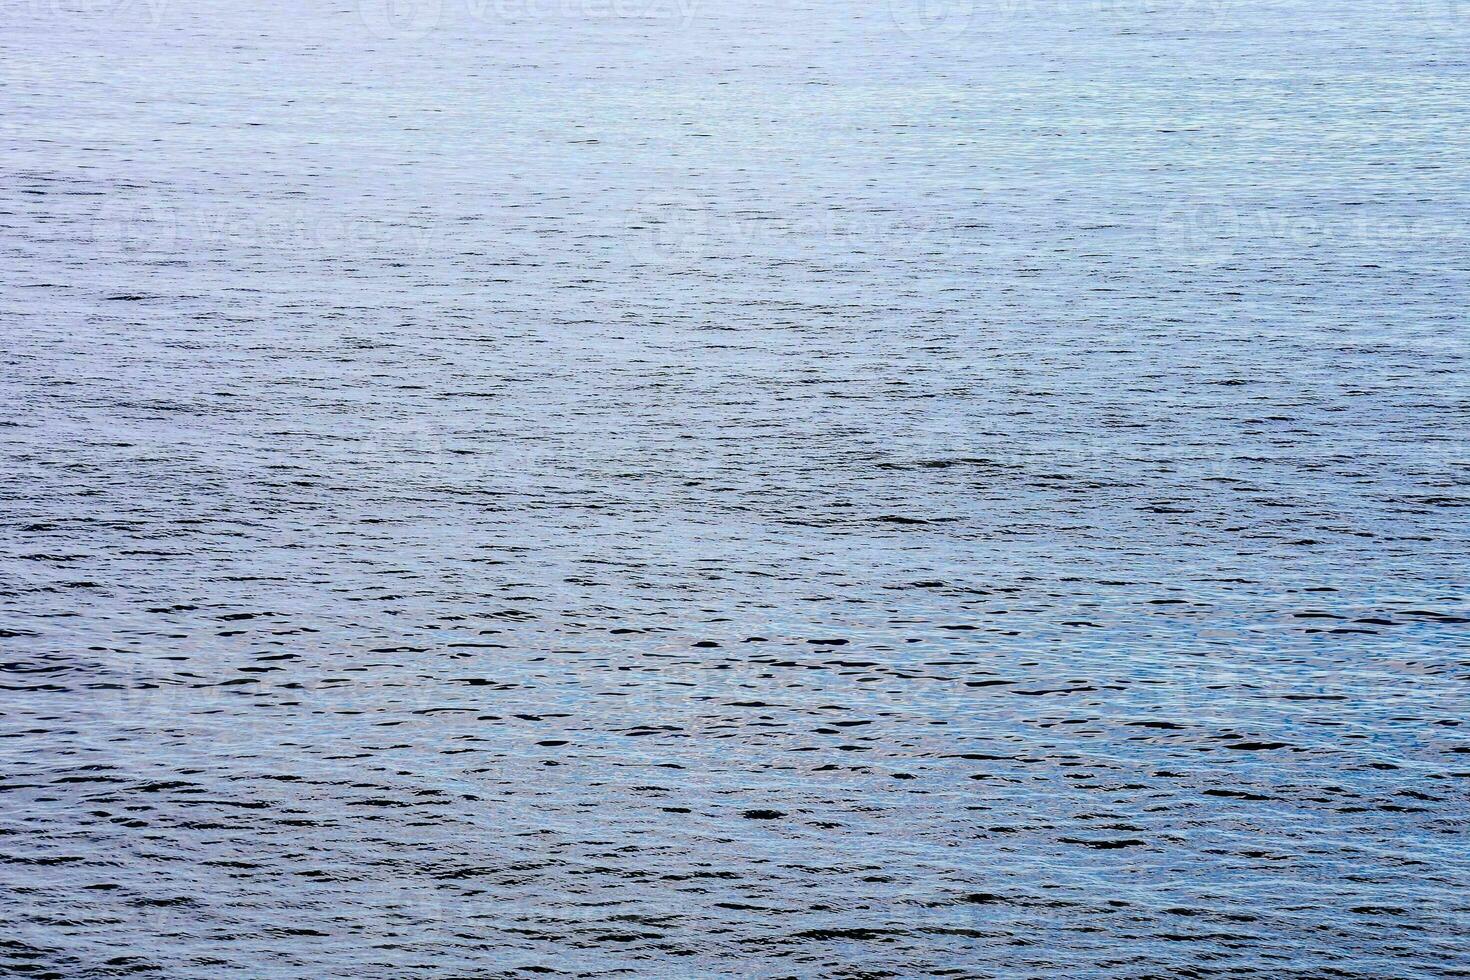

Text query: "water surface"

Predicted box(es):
[2, 0, 1468, 975]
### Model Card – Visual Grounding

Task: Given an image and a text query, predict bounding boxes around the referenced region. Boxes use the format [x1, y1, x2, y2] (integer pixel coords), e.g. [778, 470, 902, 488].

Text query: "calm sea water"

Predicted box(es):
[2, 0, 1468, 976]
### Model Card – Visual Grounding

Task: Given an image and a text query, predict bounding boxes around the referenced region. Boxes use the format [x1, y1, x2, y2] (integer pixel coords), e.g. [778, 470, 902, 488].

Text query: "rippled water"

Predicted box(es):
[3, 0, 1469, 976]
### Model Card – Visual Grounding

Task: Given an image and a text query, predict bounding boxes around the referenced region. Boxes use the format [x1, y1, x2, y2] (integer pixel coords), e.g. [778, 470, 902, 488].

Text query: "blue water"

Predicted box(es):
[2, 0, 1468, 975]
